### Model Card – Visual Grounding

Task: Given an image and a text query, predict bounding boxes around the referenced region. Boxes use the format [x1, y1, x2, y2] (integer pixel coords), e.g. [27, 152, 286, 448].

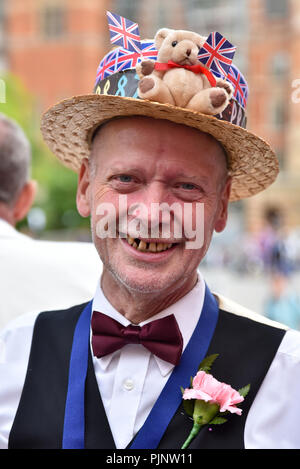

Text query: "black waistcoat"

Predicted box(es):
[8, 301, 286, 449]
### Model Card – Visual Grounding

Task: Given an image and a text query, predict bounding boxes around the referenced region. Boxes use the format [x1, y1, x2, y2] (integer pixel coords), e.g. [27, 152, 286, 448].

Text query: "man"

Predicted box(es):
[1, 24, 300, 449]
[0, 113, 101, 329]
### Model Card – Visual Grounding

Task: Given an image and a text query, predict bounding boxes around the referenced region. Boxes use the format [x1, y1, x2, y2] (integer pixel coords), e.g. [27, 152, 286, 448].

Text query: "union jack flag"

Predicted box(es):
[198, 32, 236, 77]
[95, 49, 118, 82]
[114, 47, 142, 72]
[114, 41, 158, 72]
[106, 11, 141, 53]
[227, 65, 248, 108]
[94, 40, 158, 84]
[139, 41, 158, 61]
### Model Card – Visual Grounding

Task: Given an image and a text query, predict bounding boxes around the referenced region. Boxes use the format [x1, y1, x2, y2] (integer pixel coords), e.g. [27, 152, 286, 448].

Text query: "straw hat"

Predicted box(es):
[40, 35, 279, 202]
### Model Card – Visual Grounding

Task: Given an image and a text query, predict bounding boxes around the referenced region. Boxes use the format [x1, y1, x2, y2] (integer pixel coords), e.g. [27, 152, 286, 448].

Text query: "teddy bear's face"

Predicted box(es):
[155, 29, 207, 66]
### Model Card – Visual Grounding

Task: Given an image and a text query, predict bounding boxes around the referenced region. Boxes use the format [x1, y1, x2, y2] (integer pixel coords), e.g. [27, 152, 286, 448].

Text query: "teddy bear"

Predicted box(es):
[136, 28, 233, 115]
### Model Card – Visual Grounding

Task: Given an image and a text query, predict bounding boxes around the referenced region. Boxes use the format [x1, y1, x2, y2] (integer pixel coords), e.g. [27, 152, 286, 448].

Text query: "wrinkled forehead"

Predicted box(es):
[90, 116, 229, 174]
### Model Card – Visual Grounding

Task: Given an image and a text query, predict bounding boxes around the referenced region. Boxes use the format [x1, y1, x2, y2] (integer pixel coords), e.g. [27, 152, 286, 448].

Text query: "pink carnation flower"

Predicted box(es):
[183, 370, 244, 415]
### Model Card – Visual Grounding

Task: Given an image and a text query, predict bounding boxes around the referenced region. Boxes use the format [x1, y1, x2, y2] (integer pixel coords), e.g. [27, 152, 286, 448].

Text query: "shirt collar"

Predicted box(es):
[91, 271, 206, 376]
[0, 218, 29, 240]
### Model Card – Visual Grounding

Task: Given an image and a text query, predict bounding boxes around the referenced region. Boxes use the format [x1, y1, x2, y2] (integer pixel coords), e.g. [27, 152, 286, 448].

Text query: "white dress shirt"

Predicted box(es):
[0, 218, 101, 329]
[91, 274, 205, 448]
[1, 272, 300, 449]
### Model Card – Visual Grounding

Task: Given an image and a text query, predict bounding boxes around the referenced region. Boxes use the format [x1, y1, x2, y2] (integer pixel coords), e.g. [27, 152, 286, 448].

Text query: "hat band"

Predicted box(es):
[94, 69, 247, 129]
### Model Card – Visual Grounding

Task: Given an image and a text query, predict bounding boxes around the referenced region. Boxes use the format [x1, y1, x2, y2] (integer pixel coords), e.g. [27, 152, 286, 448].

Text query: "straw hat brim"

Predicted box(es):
[40, 93, 279, 202]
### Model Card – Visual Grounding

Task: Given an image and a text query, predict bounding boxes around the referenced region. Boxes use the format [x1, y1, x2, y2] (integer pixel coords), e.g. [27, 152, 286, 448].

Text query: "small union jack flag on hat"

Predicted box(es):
[106, 11, 141, 53]
[114, 41, 158, 72]
[139, 40, 158, 61]
[95, 49, 117, 82]
[114, 47, 142, 72]
[198, 32, 236, 78]
[94, 40, 158, 85]
[227, 65, 248, 108]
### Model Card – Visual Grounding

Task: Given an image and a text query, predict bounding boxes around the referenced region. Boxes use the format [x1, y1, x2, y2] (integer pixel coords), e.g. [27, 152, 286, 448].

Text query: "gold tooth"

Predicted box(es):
[138, 240, 147, 251]
[149, 242, 157, 252]
[127, 237, 134, 245]
[132, 241, 138, 248]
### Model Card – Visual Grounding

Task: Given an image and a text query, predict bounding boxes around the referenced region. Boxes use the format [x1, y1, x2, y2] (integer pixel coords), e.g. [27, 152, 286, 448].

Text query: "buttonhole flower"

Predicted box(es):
[180, 354, 250, 449]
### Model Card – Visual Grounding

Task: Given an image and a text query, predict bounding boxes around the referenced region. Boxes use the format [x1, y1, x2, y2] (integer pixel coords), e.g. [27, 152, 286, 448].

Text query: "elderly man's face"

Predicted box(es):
[77, 117, 231, 294]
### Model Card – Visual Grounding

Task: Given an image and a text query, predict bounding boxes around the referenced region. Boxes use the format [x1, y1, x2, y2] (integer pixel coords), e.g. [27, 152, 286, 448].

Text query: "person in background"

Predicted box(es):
[0, 113, 101, 330]
[264, 272, 300, 330]
[258, 207, 300, 330]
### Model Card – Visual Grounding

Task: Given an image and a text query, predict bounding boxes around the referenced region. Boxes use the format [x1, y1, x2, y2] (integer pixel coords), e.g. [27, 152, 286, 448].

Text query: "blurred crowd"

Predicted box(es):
[205, 210, 300, 277]
[204, 207, 300, 330]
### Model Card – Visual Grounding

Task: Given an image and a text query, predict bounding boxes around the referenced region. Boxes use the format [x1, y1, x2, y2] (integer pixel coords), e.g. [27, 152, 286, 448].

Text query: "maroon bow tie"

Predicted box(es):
[91, 311, 183, 366]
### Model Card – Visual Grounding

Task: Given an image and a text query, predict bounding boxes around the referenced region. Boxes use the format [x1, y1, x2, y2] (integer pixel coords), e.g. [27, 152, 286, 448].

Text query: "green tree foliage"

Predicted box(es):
[0, 72, 89, 234]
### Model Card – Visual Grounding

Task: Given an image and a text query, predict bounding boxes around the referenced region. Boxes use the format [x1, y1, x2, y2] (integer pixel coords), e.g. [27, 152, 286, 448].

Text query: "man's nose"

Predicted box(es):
[143, 181, 168, 206]
[129, 182, 171, 230]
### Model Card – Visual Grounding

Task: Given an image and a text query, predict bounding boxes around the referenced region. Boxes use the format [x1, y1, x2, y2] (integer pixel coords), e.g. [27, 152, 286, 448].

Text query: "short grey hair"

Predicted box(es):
[0, 113, 31, 205]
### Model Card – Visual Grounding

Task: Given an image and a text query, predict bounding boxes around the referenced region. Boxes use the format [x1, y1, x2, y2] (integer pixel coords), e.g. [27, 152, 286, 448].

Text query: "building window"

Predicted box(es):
[270, 53, 289, 80]
[112, 0, 137, 23]
[42, 5, 66, 39]
[265, 0, 289, 18]
[270, 99, 286, 129]
[275, 149, 285, 170]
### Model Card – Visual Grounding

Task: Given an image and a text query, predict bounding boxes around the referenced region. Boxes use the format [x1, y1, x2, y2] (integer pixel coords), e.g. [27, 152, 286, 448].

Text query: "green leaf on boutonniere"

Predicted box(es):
[183, 399, 194, 418]
[238, 384, 251, 398]
[180, 386, 194, 417]
[209, 416, 228, 425]
[197, 353, 219, 373]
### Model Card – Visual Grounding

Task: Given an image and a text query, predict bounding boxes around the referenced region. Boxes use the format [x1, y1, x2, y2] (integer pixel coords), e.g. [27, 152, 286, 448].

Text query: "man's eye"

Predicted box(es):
[110, 174, 138, 193]
[117, 175, 133, 183]
[179, 183, 196, 190]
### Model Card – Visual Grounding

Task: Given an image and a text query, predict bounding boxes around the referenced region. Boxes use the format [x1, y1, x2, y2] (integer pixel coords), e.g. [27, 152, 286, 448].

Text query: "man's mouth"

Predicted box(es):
[126, 236, 176, 253]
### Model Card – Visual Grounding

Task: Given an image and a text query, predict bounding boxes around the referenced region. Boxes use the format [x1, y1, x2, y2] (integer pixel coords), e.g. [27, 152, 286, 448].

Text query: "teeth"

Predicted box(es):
[149, 242, 157, 252]
[127, 237, 174, 253]
[156, 243, 164, 252]
[138, 240, 147, 251]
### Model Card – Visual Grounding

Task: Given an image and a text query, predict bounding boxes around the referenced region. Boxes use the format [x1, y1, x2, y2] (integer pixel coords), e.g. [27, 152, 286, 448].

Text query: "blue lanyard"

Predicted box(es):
[62, 299, 92, 449]
[62, 285, 219, 449]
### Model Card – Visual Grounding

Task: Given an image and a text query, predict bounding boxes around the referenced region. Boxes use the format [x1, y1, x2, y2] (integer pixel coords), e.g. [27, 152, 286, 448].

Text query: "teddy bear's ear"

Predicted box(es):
[154, 28, 173, 50]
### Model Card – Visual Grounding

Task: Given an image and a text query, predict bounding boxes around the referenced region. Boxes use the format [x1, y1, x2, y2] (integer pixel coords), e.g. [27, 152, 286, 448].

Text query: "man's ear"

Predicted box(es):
[214, 176, 232, 233]
[76, 158, 91, 218]
[13, 180, 37, 223]
[154, 28, 173, 50]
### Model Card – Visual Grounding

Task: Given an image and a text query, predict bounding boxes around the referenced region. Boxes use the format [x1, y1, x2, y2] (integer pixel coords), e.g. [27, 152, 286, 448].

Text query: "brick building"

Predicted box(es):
[2, 0, 111, 109]
[245, 0, 300, 232]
